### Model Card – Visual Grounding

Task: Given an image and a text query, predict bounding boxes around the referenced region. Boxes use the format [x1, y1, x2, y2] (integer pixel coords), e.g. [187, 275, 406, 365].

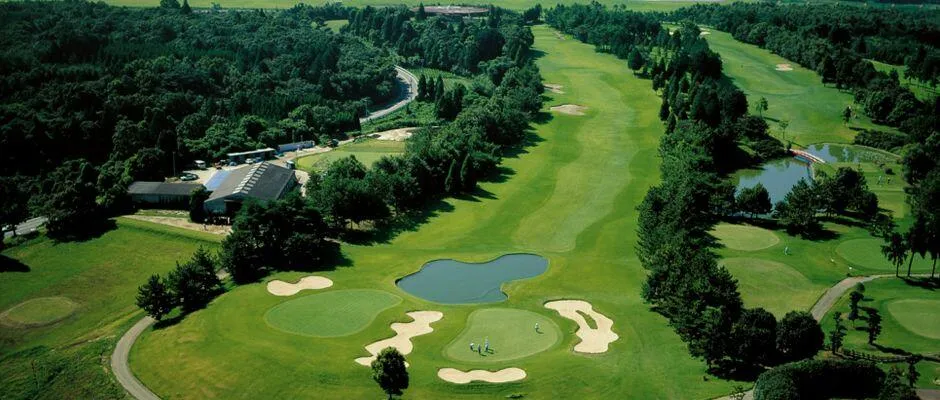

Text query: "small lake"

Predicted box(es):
[396, 254, 548, 304]
[805, 143, 888, 164]
[735, 157, 813, 205]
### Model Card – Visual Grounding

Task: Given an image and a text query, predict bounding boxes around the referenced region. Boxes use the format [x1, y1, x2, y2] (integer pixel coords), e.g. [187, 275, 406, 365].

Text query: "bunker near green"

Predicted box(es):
[396, 254, 548, 304]
[444, 308, 561, 363]
[0, 297, 79, 328]
[263, 289, 401, 337]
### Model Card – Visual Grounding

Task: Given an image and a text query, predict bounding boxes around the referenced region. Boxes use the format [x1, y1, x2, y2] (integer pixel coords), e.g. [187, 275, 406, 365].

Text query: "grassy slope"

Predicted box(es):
[264, 289, 402, 337]
[0, 218, 221, 399]
[702, 29, 893, 146]
[131, 25, 746, 399]
[102, 0, 706, 11]
[294, 139, 406, 172]
[820, 278, 940, 388]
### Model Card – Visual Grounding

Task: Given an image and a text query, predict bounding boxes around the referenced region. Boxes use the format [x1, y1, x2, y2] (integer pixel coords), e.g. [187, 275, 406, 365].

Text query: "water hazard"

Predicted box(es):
[396, 254, 548, 304]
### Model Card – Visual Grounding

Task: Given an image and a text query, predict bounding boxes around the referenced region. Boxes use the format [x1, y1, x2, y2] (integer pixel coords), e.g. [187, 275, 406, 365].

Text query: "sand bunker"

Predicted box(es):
[266, 276, 334, 296]
[544, 300, 618, 353]
[699, 30, 711, 36]
[370, 127, 416, 141]
[775, 63, 793, 71]
[543, 83, 565, 94]
[550, 104, 588, 116]
[355, 310, 443, 366]
[438, 367, 527, 384]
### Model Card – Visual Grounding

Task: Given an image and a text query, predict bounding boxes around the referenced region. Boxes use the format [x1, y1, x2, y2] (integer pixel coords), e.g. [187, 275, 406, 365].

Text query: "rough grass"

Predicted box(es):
[702, 29, 896, 146]
[820, 278, 940, 388]
[294, 139, 405, 172]
[443, 308, 561, 363]
[264, 289, 401, 337]
[836, 238, 933, 274]
[711, 224, 780, 251]
[721, 257, 827, 318]
[132, 25, 751, 399]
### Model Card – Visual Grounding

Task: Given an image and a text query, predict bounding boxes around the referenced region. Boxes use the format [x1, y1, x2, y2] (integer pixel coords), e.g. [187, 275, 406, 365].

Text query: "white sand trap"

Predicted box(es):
[775, 63, 793, 71]
[355, 311, 443, 366]
[550, 104, 588, 116]
[266, 276, 333, 296]
[544, 300, 618, 353]
[371, 127, 417, 141]
[438, 367, 527, 384]
[699, 30, 711, 36]
[543, 83, 565, 94]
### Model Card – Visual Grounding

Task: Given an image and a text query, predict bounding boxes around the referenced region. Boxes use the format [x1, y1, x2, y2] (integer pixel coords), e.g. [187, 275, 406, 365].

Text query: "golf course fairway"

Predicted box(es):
[130, 25, 741, 399]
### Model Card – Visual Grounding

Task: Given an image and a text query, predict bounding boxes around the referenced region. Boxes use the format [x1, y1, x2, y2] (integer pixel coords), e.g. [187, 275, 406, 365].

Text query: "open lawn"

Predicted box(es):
[323, 19, 347, 33]
[721, 257, 827, 318]
[130, 25, 752, 399]
[101, 0, 710, 12]
[820, 278, 940, 388]
[702, 29, 894, 146]
[836, 238, 933, 274]
[0, 218, 220, 398]
[294, 138, 405, 172]
[264, 289, 402, 337]
[443, 308, 561, 363]
[869, 59, 938, 103]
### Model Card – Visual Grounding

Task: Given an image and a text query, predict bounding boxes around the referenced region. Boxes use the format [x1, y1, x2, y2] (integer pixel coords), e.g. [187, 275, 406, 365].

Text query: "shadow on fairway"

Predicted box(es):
[0, 255, 29, 272]
[340, 200, 456, 246]
[48, 219, 117, 243]
[900, 276, 939, 290]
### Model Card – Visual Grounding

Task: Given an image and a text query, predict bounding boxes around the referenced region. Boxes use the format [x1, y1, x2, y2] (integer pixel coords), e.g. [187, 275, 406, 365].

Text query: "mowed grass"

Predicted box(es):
[721, 257, 827, 318]
[295, 138, 405, 172]
[869, 59, 938, 102]
[132, 25, 752, 399]
[101, 0, 707, 12]
[264, 289, 401, 337]
[711, 223, 780, 251]
[0, 218, 221, 352]
[443, 308, 561, 363]
[820, 278, 940, 388]
[836, 238, 934, 274]
[323, 19, 347, 33]
[0, 297, 78, 327]
[702, 29, 894, 146]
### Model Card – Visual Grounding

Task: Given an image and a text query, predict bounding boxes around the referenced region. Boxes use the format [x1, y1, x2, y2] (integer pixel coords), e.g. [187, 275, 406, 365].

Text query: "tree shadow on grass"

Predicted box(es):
[48, 219, 117, 243]
[871, 343, 913, 357]
[0, 255, 29, 272]
[900, 276, 939, 290]
[340, 200, 456, 246]
[152, 314, 184, 330]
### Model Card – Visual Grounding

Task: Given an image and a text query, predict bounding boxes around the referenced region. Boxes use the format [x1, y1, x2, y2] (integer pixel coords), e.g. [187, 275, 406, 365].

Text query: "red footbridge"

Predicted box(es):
[790, 149, 826, 164]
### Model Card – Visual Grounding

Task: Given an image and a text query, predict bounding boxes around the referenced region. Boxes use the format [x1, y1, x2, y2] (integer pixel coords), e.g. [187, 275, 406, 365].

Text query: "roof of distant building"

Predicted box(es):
[206, 162, 294, 203]
[128, 181, 203, 196]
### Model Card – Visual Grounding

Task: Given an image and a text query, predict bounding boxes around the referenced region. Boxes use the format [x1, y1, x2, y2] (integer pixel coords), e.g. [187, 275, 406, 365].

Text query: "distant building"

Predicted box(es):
[128, 182, 203, 208]
[204, 162, 296, 215]
[226, 148, 276, 165]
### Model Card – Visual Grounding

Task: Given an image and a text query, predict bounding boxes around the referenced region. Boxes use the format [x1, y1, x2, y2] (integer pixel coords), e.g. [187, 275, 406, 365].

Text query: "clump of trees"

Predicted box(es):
[752, 359, 885, 400]
[136, 247, 224, 320]
[773, 167, 881, 236]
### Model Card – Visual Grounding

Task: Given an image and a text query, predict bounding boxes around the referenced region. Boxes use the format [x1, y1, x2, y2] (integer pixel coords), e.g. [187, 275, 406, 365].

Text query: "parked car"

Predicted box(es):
[180, 172, 198, 181]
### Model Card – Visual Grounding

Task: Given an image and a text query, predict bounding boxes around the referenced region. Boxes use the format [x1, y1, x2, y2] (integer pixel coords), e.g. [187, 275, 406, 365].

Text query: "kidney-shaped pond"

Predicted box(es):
[396, 254, 548, 304]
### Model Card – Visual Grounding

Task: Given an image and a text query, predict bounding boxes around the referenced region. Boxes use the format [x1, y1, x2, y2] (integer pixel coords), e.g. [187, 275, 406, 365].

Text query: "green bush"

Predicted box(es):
[853, 129, 908, 152]
[754, 359, 884, 400]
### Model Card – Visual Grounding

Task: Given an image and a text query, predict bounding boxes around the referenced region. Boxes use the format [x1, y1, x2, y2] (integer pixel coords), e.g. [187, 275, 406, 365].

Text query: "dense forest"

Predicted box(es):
[0, 1, 398, 236]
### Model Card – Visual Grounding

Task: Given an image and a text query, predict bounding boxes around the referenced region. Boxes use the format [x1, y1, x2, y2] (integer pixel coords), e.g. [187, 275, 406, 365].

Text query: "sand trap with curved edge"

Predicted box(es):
[266, 276, 333, 296]
[438, 367, 526, 384]
[371, 127, 416, 141]
[775, 63, 793, 71]
[354, 310, 443, 366]
[544, 83, 565, 94]
[544, 300, 618, 353]
[550, 104, 588, 115]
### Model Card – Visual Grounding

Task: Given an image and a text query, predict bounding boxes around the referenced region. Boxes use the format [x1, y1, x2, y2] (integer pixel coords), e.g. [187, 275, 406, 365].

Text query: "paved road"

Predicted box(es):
[359, 66, 418, 124]
[111, 316, 160, 400]
[3, 217, 47, 239]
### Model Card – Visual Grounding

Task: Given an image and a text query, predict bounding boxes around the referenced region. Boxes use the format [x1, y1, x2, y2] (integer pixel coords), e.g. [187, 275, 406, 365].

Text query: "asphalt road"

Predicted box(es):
[359, 66, 418, 124]
[3, 217, 47, 239]
[111, 316, 160, 400]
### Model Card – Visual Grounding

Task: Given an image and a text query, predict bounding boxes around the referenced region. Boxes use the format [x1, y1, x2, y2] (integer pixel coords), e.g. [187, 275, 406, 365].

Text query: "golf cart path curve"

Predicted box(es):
[714, 273, 931, 400]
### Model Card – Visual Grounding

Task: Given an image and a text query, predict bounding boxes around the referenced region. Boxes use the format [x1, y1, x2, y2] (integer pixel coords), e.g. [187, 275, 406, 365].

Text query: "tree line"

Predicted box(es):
[0, 1, 397, 238]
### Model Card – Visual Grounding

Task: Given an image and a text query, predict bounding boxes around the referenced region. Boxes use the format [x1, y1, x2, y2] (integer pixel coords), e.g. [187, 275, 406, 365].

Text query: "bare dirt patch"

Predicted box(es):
[437, 367, 526, 384]
[355, 310, 443, 367]
[775, 63, 794, 71]
[543, 83, 565, 94]
[370, 127, 417, 142]
[266, 276, 334, 296]
[544, 300, 619, 353]
[124, 215, 231, 235]
[550, 104, 588, 116]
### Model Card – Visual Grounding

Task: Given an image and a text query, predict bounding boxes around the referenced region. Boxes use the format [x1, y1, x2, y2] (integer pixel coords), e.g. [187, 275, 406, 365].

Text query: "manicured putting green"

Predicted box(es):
[264, 289, 401, 337]
[885, 299, 940, 340]
[722, 258, 824, 318]
[444, 308, 560, 363]
[711, 224, 779, 251]
[0, 297, 78, 327]
[836, 239, 933, 272]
